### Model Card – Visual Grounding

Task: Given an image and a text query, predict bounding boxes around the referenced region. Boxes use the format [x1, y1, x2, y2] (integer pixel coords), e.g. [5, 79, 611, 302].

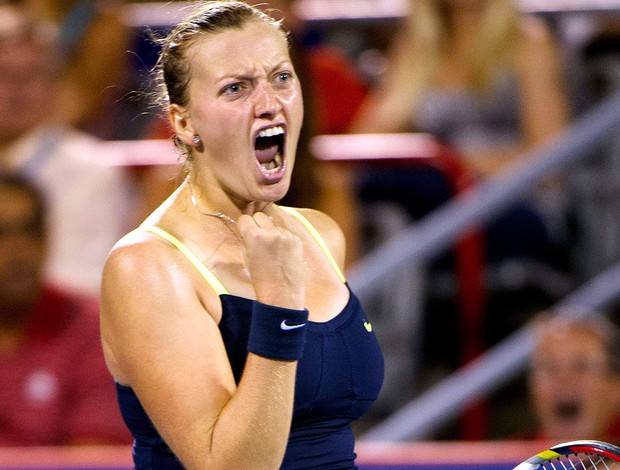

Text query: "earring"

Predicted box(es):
[192, 134, 201, 145]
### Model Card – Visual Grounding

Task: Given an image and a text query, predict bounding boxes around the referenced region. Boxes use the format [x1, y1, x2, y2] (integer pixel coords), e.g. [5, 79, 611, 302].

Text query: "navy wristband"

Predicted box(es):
[247, 301, 309, 361]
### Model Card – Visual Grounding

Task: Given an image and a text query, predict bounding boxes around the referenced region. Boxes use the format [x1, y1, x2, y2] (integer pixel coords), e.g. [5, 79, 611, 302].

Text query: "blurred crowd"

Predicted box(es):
[0, 0, 619, 446]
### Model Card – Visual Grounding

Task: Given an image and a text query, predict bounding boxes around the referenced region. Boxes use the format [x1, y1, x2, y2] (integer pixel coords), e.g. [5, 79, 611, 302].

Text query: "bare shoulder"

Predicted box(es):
[102, 229, 170, 289]
[101, 228, 201, 322]
[286, 207, 345, 241]
[284, 207, 346, 266]
[100, 227, 219, 383]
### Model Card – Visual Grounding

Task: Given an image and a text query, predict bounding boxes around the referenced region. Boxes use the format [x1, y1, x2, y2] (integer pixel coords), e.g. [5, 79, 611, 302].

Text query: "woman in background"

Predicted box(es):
[350, 0, 570, 175]
[350, 0, 572, 269]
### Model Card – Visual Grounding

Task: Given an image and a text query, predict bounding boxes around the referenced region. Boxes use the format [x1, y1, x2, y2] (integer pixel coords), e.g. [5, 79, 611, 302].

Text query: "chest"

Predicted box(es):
[218, 292, 384, 423]
[199, 236, 349, 323]
[293, 308, 385, 423]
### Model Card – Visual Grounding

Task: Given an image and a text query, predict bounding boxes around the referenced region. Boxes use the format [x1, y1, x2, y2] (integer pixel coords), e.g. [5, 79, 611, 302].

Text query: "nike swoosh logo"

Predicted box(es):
[280, 320, 307, 331]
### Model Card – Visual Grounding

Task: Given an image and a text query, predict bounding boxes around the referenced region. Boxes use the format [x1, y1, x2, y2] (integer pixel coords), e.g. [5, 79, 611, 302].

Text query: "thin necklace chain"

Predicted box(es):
[188, 180, 275, 229]
[188, 182, 238, 225]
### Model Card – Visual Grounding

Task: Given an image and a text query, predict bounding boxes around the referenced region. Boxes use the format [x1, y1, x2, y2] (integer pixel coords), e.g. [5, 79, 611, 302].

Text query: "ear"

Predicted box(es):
[169, 104, 195, 146]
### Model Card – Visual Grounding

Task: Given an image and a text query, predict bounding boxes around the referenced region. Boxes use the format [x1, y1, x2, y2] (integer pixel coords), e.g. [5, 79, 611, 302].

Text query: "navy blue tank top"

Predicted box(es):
[115, 210, 384, 469]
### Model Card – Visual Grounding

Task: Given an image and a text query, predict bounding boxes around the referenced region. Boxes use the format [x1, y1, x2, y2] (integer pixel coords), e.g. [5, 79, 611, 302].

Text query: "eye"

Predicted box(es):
[220, 82, 245, 96]
[274, 71, 293, 87]
[223, 83, 240, 94]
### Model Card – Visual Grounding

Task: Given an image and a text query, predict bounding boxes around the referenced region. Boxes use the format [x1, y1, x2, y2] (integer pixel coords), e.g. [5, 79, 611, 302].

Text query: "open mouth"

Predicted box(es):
[254, 125, 285, 173]
[553, 400, 582, 421]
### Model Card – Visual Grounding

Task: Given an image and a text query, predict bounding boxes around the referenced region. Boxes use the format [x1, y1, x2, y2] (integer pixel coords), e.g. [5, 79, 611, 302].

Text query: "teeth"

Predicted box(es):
[261, 152, 283, 173]
[257, 125, 284, 138]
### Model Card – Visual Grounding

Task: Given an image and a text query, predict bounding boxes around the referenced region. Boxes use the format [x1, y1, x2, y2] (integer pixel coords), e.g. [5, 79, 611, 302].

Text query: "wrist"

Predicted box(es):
[247, 302, 309, 361]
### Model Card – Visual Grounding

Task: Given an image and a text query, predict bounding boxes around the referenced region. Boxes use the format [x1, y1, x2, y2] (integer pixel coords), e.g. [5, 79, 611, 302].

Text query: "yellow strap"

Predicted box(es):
[143, 207, 345, 293]
[280, 206, 346, 283]
[143, 225, 229, 296]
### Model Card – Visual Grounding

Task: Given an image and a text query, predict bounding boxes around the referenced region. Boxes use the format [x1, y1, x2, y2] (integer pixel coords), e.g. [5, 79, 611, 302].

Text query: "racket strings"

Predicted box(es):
[541, 453, 616, 470]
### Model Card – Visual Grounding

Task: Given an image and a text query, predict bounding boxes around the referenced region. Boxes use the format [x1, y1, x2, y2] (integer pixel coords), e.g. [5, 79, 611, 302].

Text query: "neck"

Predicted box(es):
[185, 177, 274, 223]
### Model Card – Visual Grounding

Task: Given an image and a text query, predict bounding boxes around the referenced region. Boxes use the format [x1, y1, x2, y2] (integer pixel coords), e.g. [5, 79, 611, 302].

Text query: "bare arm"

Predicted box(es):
[514, 15, 570, 149]
[348, 7, 440, 134]
[100, 216, 305, 469]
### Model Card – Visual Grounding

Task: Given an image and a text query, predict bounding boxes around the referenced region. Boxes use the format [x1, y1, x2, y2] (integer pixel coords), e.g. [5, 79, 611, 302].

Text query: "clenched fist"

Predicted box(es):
[238, 212, 306, 309]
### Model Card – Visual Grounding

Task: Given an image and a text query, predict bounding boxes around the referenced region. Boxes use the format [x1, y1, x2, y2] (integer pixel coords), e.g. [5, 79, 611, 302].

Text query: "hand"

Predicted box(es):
[238, 212, 305, 309]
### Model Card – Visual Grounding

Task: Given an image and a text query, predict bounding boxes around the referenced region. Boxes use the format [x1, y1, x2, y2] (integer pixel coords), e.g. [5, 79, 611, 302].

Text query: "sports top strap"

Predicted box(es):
[279, 206, 346, 283]
[142, 206, 346, 295]
[143, 225, 229, 296]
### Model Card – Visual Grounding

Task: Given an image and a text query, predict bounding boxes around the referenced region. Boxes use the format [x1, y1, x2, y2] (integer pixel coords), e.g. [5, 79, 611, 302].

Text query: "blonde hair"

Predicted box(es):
[151, 1, 287, 161]
[396, 0, 519, 92]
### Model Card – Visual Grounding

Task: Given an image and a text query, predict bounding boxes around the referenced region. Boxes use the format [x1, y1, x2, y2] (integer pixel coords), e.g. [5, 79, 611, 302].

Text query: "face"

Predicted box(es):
[171, 21, 304, 206]
[0, 5, 57, 144]
[0, 186, 46, 313]
[529, 325, 620, 440]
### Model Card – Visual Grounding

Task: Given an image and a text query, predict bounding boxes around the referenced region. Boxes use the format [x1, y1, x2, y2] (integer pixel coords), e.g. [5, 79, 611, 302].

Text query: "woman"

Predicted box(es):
[350, 0, 570, 176]
[350, 0, 572, 270]
[99, 2, 384, 469]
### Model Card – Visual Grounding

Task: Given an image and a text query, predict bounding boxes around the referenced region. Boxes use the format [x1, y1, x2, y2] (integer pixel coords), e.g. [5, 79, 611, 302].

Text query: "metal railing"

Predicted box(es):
[345, 89, 620, 441]
[122, 1, 620, 28]
[362, 261, 620, 441]
[347, 90, 620, 304]
[291, 0, 620, 22]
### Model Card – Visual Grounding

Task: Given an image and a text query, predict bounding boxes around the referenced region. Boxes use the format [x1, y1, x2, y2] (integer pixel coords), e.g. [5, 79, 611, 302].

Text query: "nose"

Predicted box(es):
[253, 83, 281, 119]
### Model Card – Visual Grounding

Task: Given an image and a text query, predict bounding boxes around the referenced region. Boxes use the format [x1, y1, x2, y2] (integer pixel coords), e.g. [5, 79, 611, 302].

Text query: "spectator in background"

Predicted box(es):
[528, 313, 620, 444]
[350, 0, 570, 176]
[26, 0, 181, 218]
[0, 1, 139, 297]
[348, 0, 572, 268]
[0, 173, 130, 446]
[22, 0, 132, 139]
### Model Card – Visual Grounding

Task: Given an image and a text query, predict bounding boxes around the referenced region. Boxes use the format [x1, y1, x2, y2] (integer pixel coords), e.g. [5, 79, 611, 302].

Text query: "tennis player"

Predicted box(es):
[100, 2, 384, 469]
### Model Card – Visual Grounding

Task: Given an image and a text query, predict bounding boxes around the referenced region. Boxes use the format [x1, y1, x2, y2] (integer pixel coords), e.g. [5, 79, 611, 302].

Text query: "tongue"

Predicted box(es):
[255, 144, 278, 163]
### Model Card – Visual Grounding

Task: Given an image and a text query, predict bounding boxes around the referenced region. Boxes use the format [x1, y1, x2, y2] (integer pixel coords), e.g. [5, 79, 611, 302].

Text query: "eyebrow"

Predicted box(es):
[216, 60, 293, 84]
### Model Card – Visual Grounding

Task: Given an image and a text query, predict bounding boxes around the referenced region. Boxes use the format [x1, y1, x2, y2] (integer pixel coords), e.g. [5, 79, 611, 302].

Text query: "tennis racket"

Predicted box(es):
[514, 440, 620, 469]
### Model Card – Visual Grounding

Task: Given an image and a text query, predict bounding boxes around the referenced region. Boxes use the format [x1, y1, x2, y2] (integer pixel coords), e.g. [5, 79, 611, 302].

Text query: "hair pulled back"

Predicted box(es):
[152, 1, 287, 160]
